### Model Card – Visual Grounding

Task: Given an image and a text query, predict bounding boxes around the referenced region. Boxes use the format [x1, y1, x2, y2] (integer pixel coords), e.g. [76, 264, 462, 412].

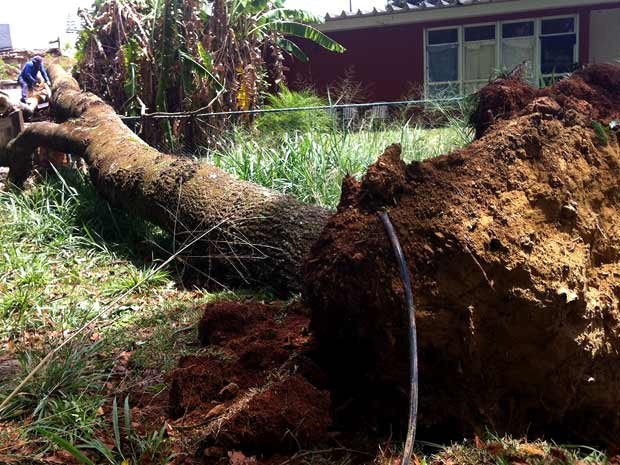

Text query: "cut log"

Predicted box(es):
[0, 65, 329, 293]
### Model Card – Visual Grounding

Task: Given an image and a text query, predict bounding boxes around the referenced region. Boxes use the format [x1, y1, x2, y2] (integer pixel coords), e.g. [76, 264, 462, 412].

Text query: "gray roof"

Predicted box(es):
[0, 25, 12, 51]
[325, 0, 513, 21]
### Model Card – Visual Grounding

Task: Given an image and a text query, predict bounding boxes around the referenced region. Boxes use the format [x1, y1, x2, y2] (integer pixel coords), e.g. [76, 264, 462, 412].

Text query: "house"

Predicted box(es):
[0, 24, 12, 52]
[287, 0, 620, 101]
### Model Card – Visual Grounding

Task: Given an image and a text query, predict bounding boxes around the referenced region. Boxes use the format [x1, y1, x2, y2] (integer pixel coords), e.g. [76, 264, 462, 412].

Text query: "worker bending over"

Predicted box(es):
[18, 56, 51, 103]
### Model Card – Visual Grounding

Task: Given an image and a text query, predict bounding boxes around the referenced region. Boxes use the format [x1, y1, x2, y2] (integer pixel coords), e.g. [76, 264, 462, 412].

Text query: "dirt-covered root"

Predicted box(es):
[471, 63, 620, 138]
[168, 301, 331, 460]
[304, 65, 620, 446]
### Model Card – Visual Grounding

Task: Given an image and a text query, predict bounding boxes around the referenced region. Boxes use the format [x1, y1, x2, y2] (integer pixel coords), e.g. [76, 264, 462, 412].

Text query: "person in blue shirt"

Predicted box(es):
[18, 56, 51, 103]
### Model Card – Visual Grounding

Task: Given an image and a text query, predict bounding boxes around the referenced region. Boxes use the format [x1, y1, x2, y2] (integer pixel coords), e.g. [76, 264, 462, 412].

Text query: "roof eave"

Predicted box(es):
[317, 0, 618, 32]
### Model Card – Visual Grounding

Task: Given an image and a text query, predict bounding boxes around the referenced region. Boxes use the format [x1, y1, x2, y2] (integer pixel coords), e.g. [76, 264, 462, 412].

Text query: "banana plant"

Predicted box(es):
[76, 0, 345, 148]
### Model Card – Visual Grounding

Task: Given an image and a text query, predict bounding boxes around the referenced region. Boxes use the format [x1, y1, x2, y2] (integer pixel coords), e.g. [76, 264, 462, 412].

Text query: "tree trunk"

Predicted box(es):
[0, 64, 329, 293]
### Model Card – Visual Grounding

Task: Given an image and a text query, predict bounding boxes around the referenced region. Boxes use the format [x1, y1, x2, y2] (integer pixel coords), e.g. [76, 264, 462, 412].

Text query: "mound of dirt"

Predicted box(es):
[305, 64, 620, 447]
[472, 64, 620, 138]
[168, 301, 331, 460]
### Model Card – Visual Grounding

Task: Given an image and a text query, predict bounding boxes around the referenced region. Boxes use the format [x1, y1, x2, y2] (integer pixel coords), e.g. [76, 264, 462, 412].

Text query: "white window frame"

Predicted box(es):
[462, 22, 499, 95]
[500, 18, 536, 83]
[538, 14, 579, 84]
[424, 25, 462, 97]
[424, 14, 579, 97]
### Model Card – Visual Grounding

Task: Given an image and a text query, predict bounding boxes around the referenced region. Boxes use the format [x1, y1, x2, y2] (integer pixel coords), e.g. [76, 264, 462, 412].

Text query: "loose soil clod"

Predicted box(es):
[168, 301, 331, 460]
[305, 64, 620, 448]
[472, 64, 620, 138]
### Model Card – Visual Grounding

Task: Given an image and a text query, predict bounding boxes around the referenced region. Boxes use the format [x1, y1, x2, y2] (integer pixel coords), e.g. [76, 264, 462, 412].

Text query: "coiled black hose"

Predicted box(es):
[378, 211, 418, 465]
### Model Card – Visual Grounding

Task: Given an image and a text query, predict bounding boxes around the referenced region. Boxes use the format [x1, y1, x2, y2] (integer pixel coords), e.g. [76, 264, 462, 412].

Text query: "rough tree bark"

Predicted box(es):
[0, 64, 329, 293]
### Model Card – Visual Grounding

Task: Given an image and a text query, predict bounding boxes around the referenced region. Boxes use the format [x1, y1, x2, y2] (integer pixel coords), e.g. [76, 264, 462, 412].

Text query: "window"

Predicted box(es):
[540, 17, 577, 77]
[502, 21, 535, 82]
[464, 24, 497, 94]
[425, 15, 579, 97]
[427, 27, 460, 97]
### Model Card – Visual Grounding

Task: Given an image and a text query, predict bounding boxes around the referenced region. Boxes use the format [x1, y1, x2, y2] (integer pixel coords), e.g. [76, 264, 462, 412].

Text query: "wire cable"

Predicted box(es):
[378, 210, 418, 465]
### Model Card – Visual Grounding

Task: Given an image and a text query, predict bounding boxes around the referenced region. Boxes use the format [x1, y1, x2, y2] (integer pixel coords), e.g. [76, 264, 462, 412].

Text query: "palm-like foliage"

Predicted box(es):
[75, 0, 344, 148]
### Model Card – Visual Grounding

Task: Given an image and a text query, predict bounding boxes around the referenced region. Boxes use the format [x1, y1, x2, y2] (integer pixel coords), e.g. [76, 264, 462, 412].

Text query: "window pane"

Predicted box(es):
[541, 34, 577, 74]
[428, 44, 458, 82]
[541, 17, 574, 35]
[428, 83, 460, 98]
[502, 37, 535, 78]
[464, 42, 496, 81]
[465, 25, 495, 42]
[428, 28, 458, 45]
[502, 21, 534, 38]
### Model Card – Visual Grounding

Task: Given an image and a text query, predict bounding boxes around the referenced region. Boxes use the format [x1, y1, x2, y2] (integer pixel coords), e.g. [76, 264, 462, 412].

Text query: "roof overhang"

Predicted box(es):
[319, 0, 620, 32]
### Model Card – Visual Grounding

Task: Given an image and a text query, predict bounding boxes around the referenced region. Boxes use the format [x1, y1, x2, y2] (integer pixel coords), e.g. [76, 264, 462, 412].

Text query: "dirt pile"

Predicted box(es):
[305, 64, 620, 447]
[472, 64, 620, 138]
[168, 301, 331, 461]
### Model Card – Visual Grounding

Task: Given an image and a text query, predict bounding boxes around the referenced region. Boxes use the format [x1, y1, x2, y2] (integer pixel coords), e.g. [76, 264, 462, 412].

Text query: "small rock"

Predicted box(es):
[560, 203, 578, 220]
[557, 287, 579, 303]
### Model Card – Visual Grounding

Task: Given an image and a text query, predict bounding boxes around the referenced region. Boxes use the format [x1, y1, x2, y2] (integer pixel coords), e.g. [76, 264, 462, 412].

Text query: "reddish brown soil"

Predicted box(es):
[168, 300, 331, 462]
[305, 64, 620, 447]
[472, 64, 620, 138]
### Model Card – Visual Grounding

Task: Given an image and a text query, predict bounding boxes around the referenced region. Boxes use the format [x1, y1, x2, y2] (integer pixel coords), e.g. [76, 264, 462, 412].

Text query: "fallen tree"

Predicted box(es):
[305, 64, 620, 447]
[0, 64, 329, 293]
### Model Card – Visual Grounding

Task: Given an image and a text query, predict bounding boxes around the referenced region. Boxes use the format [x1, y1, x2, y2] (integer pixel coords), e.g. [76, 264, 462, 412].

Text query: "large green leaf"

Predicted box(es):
[278, 37, 309, 62]
[268, 21, 345, 53]
[261, 8, 323, 24]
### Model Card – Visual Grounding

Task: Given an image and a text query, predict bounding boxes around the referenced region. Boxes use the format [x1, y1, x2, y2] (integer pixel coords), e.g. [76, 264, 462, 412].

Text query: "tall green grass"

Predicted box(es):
[208, 117, 472, 208]
[0, 171, 173, 342]
[0, 170, 247, 462]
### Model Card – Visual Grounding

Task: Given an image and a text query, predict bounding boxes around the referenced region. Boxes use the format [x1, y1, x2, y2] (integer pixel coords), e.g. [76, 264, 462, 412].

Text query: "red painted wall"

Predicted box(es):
[288, 24, 425, 102]
[287, 2, 620, 102]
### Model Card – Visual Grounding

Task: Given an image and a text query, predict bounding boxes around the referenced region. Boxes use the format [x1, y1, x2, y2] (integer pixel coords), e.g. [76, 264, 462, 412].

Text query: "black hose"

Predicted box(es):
[378, 211, 418, 465]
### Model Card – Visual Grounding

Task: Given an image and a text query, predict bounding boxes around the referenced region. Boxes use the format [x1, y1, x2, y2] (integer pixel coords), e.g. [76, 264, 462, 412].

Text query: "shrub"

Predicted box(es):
[255, 87, 333, 135]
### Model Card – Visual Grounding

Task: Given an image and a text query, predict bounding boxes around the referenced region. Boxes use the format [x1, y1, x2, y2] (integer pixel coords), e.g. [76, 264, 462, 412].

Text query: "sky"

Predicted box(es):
[2, 0, 384, 50]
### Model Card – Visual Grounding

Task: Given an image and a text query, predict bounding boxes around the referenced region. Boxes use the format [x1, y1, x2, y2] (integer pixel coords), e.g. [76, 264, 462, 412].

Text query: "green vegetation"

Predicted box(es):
[592, 120, 610, 146]
[256, 88, 334, 134]
[0, 58, 20, 80]
[76, 0, 344, 147]
[209, 104, 473, 208]
[0, 114, 471, 461]
[0, 58, 8, 80]
[0, 172, 235, 462]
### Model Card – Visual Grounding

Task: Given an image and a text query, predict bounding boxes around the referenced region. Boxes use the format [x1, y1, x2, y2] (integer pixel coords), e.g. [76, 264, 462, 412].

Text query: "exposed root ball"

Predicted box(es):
[305, 64, 620, 447]
[472, 63, 620, 138]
